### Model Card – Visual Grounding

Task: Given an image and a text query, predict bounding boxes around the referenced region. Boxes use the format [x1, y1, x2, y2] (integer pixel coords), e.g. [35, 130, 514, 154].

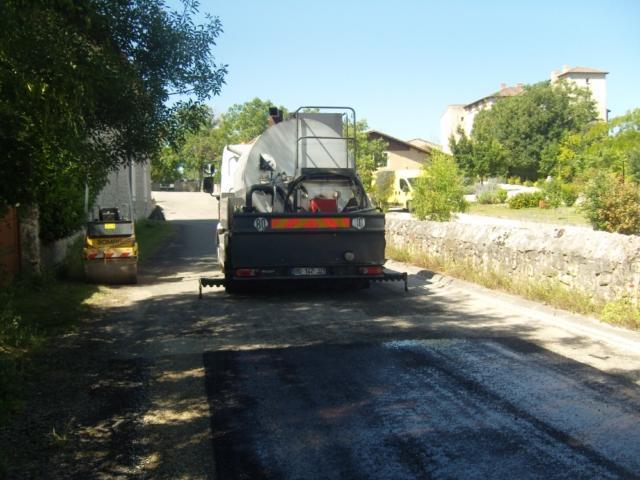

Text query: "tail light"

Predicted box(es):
[235, 268, 259, 278]
[359, 266, 383, 276]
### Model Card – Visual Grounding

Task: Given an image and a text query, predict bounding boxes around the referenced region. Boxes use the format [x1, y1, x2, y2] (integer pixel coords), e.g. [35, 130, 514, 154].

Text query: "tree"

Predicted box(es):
[220, 98, 288, 143]
[412, 151, 467, 221]
[450, 81, 597, 181]
[0, 0, 227, 253]
[449, 127, 475, 178]
[352, 120, 388, 189]
[553, 109, 640, 182]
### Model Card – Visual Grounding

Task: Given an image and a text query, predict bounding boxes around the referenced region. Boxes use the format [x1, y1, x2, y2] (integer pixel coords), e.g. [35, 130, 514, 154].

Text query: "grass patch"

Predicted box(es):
[387, 245, 639, 330]
[0, 274, 98, 425]
[468, 204, 589, 226]
[135, 219, 174, 262]
[0, 234, 102, 466]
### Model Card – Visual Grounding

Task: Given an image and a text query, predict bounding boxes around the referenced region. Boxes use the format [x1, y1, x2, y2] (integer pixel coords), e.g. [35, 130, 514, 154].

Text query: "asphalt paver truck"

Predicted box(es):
[200, 107, 407, 295]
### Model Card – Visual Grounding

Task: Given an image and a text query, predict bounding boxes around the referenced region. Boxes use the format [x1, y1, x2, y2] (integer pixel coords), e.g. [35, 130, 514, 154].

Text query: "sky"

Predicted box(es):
[177, 0, 640, 144]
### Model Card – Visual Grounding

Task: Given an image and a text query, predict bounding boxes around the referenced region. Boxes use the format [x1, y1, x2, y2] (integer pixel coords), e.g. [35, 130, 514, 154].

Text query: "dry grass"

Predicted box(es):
[468, 204, 589, 226]
[387, 245, 639, 330]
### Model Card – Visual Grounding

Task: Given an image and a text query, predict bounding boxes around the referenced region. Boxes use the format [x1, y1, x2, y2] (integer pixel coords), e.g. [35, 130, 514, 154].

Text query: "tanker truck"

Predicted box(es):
[200, 106, 407, 295]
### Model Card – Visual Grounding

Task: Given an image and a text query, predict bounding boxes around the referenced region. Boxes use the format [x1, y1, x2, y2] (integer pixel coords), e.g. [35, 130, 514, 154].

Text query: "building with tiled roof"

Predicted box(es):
[440, 65, 608, 153]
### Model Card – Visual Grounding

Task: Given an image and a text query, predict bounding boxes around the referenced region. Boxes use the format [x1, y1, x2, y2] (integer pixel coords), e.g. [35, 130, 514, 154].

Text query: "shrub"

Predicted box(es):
[601, 298, 640, 330]
[560, 183, 579, 207]
[507, 191, 544, 209]
[476, 190, 496, 204]
[582, 173, 640, 234]
[523, 180, 534, 187]
[541, 178, 562, 208]
[371, 170, 395, 211]
[477, 187, 508, 204]
[413, 152, 468, 221]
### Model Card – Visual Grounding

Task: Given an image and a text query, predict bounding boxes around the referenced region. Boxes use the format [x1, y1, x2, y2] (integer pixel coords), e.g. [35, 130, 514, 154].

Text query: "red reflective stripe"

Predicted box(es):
[105, 252, 114, 259]
[271, 217, 350, 229]
[87, 253, 98, 260]
[120, 252, 130, 258]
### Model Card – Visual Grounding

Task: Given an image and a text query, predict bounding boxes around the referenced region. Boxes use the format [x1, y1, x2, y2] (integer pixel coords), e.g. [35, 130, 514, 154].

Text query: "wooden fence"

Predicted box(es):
[0, 206, 20, 283]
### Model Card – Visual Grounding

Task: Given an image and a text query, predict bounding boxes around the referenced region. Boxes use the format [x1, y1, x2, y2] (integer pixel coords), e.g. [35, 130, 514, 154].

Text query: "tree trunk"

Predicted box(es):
[19, 203, 41, 275]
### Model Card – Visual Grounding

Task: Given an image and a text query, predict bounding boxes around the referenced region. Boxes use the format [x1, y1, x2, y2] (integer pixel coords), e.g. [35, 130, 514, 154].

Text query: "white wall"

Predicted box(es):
[562, 73, 608, 121]
[440, 105, 465, 153]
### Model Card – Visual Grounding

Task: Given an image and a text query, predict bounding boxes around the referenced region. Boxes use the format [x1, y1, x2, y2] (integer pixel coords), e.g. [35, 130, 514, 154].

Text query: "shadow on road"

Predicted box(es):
[5, 216, 639, 479]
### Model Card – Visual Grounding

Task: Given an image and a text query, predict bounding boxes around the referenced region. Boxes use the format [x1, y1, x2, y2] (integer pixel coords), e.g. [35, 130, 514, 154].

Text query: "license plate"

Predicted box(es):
[291, 267, 327, 276]
[104, 223, 116, 230]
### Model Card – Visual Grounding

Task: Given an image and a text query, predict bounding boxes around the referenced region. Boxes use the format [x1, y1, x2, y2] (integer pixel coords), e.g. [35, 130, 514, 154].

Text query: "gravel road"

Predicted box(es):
[7, 191, 640, 479]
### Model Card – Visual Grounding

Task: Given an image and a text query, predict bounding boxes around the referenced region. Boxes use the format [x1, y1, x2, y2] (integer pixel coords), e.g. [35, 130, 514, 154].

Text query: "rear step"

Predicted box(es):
[198, 271, 408, 298]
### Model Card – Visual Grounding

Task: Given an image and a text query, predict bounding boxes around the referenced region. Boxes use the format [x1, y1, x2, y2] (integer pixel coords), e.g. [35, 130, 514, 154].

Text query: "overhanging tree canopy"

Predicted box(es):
[0, 0, 226, 238]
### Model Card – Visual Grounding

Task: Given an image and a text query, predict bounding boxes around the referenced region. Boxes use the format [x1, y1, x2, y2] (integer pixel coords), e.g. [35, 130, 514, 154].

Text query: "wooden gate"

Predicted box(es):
[0, 206, 20, 283]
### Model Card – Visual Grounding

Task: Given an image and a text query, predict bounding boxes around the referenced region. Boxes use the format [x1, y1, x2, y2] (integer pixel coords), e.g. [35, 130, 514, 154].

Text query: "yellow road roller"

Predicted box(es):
[84, 207, 138, 284]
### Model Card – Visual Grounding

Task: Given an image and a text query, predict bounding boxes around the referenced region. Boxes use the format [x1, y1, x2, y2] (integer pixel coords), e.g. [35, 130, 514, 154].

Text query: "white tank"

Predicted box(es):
[225, 113, 352, 212]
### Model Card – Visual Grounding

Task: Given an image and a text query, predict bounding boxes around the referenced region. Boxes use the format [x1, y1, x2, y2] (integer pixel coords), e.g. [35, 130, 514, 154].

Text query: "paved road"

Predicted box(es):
[11, 192, 640, 479]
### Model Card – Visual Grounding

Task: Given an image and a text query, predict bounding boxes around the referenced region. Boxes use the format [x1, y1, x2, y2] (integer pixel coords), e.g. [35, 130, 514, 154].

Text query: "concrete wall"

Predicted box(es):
[386, 218, 640, 304]
[94, 161, 153, 220]
[40, 229, 83, 269]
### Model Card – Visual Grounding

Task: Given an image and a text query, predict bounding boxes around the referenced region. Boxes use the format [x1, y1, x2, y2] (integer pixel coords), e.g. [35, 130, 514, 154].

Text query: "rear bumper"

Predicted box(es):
[199, 270, 408, 295]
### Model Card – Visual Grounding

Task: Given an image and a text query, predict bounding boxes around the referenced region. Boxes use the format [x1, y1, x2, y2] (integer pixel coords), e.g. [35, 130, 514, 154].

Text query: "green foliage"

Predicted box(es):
[554, 109, 640, 183]
[0, 0, 227, 240]
[582, 173, 640, 234]
[221, 98, 288, 143]
[560, 183, 579, 207]
[153, 98, 288, 185]
[541, 178, 563, 208]
[413, 152, 467, 221]
[450, 81, 597, 181]
[135, 219, 174, 262]
[475, 182, 508, 204]
[354, 121, 388, 189]
[371, 171, 395, 211]
[507, 191, 544, 209]
[476, 191, 495, 204]
[601, 298, 640, 330]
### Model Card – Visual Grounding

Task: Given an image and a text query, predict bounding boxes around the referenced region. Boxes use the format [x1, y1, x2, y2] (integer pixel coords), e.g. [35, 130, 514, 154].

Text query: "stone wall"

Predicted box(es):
[386, 218, 640, 304]
[40, 229, 84, 269]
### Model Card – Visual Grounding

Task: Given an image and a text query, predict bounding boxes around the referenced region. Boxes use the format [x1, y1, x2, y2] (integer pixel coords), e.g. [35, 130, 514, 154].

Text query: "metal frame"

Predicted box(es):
[294, 107, 357, 174]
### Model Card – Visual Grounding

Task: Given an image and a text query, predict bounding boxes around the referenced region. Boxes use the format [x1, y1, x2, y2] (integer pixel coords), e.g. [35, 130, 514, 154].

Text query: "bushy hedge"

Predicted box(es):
[413, 153, 467, 221]
[477, 188, 508, 204]
[560, 183, 579, 207]
[582, 173, 640, 234]
[507, 191, 545, 209]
